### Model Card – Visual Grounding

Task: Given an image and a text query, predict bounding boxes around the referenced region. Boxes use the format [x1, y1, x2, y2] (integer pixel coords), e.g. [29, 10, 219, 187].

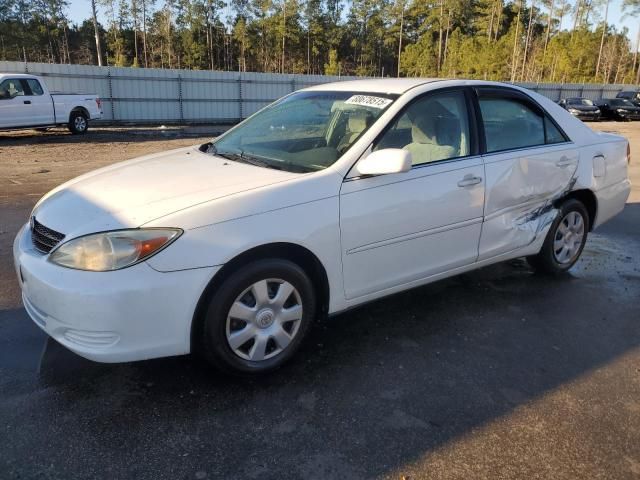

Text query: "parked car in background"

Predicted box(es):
[558, 97, 601, 121]
[616, 90, 640, 106]
[0, 73, 102, 134]
[596, 98, 640, 121]
[14, 79, 631, 374]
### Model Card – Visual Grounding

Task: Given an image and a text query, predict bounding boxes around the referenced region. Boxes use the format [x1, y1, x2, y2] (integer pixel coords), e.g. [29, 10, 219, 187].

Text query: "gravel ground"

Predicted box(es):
[0, 122, 639, 480]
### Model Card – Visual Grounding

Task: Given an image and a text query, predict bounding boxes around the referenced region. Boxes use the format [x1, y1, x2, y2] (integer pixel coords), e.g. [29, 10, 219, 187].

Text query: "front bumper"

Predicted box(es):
[13, 223, 218, 363]
[616, 112, 640, 120]
[573, 112, 600, 121]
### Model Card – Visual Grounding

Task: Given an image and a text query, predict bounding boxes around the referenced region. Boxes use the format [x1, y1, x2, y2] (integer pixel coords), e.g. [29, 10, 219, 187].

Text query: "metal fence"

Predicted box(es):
[1, 61, 637, 124]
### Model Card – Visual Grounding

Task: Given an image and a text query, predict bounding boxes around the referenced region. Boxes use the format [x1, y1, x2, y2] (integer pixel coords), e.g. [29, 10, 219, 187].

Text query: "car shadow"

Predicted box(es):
[1, 203, 639, 478]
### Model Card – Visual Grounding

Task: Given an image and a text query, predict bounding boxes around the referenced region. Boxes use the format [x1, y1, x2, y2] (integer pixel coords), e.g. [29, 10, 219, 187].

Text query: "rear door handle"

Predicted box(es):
[457, 174, 482, 187]
[556, 157, 573, 168]
[23, 100, 31, 105]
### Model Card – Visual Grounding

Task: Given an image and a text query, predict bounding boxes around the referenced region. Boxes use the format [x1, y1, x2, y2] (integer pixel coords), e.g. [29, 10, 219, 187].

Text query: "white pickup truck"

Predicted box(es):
[0, 73, 103, 134]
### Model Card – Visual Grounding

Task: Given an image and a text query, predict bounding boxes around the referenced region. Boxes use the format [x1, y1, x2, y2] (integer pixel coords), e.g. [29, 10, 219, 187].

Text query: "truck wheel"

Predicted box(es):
[69, 111, 89, 134]
[527, 198, 589, 275]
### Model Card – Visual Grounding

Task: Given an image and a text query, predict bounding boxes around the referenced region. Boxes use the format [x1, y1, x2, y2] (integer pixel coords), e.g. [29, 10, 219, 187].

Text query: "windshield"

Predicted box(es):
[567, 98, 593, 106]
[611, 99, 634, 107]
[210, 91, 397, 173]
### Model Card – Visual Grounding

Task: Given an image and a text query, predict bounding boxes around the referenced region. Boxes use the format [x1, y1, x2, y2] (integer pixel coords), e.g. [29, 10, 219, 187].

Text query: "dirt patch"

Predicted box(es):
[0, 126, 219, 205]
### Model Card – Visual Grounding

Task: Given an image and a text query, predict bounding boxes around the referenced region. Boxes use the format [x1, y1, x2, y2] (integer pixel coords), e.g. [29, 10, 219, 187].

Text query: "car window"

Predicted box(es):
[545, 117, 566, 144]
[374, 90, 470, 166]
[25, 79, 44, 96]
[211, 91, 397, 173]
[479, 97, 546, 152]
[0, 79, 25, 99]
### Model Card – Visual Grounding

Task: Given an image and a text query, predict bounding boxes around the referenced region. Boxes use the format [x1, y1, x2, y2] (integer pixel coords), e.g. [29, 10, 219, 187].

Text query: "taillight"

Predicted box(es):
[627, 142, 631, 164]
[96, 98, 102, 110]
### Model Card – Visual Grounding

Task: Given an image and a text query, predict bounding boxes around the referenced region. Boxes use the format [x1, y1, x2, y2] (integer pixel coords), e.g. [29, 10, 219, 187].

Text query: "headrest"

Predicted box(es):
[348, 112, 371, 132]
[411, 115, 438, 144]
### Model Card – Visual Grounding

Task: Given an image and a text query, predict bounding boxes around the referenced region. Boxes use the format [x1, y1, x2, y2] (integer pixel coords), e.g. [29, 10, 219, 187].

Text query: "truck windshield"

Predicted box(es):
[210, 91, 397, 173]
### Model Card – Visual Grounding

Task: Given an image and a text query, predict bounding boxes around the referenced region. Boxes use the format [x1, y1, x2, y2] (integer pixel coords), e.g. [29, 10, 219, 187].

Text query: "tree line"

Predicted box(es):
[2, 0, 640, 84]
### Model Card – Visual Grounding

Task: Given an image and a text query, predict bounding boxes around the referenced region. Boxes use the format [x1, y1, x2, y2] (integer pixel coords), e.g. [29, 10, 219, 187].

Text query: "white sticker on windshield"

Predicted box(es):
[344, 95, 392, 109]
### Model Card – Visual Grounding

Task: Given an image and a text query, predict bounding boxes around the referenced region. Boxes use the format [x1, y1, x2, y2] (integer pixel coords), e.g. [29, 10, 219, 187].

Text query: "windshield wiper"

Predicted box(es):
[214, 149, 284, 170]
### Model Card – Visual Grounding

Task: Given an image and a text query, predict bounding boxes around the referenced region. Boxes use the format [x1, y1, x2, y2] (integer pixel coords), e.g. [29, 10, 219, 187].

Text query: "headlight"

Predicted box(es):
[49, 229, 182, 271]
[568, 108, 580, 114]
[617, 109, 626, 113]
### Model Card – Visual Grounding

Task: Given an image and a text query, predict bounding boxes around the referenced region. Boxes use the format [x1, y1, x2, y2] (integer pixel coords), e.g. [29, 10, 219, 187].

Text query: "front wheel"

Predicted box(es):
[68, 111, 89, 134]
[199, 259, 317, 374]
[527, 198, 589, 274]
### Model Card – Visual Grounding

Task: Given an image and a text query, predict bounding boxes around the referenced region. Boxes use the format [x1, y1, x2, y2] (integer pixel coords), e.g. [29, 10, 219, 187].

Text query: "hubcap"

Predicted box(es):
[225, 279, 303, 362]
[75, 116, 86, 131]
[553, 211, 585, 264]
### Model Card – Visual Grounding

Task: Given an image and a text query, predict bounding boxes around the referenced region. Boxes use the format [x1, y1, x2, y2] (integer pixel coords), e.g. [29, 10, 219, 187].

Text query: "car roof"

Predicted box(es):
[301, 78, 442, 94]
[301, 78, 559, 96]
[0, 73, 38, 80]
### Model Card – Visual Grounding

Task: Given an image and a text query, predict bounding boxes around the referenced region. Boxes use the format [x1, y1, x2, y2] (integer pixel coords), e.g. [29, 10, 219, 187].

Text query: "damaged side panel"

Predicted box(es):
[478, 146, 579, 261]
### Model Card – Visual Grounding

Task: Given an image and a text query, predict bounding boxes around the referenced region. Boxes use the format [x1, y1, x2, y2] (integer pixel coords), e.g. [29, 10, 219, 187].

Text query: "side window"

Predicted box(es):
[479, 97, 545, 152]
[0, 79, 25, 99]
[545, 116, 566, 144]
[25, 79, 44, 96]
[374, 90, 470, 166]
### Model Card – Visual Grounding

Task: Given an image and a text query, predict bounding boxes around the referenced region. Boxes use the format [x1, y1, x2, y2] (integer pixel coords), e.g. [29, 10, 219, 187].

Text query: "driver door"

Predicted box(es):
[0, 78, 28, 128]
[339, 88, 485, 300]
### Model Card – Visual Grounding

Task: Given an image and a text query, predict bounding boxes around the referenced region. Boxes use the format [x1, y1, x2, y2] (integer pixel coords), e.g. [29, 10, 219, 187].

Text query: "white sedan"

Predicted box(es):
[13, 79, 631, 374]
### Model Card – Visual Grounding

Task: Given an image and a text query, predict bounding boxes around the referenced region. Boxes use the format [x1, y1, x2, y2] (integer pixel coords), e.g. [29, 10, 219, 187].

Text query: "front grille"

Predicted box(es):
[31, 217, 65, 253]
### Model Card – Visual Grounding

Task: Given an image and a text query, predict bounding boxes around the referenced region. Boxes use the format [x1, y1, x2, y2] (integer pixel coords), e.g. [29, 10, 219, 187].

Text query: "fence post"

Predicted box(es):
[291, 78, 296, 93]
[238, 75, 244, 120]
[178, 73, 184, 124]
[107, 68, 115, 121]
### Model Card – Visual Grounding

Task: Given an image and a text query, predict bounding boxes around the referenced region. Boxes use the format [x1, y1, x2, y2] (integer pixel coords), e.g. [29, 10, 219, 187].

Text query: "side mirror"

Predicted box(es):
[356, 148, 412, 176]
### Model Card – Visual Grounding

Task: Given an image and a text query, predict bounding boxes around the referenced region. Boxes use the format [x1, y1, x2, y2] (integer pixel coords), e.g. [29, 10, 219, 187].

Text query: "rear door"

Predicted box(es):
[22, 78, 54, 125]
[475, 87, 578, 261]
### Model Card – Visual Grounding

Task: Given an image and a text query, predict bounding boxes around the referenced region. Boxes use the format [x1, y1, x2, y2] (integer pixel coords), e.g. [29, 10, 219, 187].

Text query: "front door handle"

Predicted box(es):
[556, 157, 573, 168]
[457, 174, 482, 187]
[23, 100, 31, 105]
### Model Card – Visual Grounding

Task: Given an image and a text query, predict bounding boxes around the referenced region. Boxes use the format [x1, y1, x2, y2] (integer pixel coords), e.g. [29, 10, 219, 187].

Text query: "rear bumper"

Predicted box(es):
[13, 223, 217, 363]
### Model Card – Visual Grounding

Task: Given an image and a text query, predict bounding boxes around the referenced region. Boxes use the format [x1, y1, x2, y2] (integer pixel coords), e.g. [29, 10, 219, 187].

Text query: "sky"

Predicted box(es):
[67, 0, 640, 46]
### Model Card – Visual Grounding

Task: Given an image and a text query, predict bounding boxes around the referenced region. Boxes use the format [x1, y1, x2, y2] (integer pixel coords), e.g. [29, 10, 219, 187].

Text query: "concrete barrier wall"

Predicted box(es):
[0, 61, 635, 124]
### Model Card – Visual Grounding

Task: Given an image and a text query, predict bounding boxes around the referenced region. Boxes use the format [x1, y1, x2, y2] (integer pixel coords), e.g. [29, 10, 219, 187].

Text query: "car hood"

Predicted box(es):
[31, 146, 300, 238]
[568, 105, 599, 112]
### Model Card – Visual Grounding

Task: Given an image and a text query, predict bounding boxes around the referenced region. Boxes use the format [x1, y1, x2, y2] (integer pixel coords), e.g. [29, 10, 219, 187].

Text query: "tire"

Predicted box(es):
[527, 198, 589, 274]
[68, 111, 89, 134]
[199, 259, 317, 375]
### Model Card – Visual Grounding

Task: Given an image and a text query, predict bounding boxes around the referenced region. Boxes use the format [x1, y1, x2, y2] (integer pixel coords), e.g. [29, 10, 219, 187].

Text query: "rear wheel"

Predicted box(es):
[527, 198, 589, 274]
[199, 259, 316, 374]
[68, 111, 88, 134]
